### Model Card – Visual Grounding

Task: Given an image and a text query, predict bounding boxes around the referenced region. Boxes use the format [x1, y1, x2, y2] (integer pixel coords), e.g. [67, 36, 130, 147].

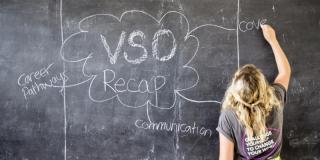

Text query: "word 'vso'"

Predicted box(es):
[100, 29, 177, 64]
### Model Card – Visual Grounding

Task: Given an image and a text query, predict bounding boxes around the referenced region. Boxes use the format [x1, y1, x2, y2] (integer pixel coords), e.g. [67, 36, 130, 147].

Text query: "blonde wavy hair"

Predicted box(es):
[222, 64, 281, 140]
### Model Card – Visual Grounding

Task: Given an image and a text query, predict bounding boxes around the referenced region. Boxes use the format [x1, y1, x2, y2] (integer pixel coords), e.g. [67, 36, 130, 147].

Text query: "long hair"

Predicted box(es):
[221, 64, 281, 140]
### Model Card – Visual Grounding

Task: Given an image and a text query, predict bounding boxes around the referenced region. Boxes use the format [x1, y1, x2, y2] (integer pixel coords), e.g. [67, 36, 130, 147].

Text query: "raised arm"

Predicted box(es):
[261, 24, 291, 90]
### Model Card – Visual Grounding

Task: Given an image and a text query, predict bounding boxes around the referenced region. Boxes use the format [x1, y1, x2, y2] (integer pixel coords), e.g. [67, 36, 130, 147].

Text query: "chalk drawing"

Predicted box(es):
[57, 1, 242, 159]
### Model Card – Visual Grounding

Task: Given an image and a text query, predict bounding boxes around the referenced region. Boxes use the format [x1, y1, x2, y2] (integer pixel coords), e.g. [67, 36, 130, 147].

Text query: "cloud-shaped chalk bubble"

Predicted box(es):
[60, 10, 234, 111]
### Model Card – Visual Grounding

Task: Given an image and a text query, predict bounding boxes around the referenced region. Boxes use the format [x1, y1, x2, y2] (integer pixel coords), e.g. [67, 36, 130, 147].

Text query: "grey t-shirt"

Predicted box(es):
[216, 83, 287, 160]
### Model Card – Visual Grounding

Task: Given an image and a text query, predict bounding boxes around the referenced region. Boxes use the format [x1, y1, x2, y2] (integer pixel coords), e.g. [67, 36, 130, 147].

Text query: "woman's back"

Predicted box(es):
[217, 83, 286, 159]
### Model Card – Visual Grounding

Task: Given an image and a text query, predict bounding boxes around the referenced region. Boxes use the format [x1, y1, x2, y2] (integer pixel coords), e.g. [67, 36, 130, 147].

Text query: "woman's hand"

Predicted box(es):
[261, 24, 277, 44]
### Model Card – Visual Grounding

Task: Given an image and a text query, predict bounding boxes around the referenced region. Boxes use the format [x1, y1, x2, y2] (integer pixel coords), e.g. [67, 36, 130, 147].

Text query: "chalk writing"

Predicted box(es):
[134, 119, 212, 137]
[103, 69, 166, 93]
[100, 29, 177, 64]
[60, 10, 230, 122]
[239, 18, 267, 32]
[18, 63, 54, 86]
[17, 63, 69, 100]
[57, 1, 242, 158]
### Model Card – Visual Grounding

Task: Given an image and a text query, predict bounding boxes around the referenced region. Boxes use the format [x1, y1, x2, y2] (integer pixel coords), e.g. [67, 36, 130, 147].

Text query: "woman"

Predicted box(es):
[216, 24, 291, 160]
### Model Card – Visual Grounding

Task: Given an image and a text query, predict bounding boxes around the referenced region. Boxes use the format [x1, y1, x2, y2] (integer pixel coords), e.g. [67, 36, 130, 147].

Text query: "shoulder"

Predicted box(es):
[216, 109, 235, 143]
[216, 108, 245, 145]
[219, 108, 238, 127]
[271, 83, 287, 104]
[221, 108, 236, 117]
[271, 82, 287, 92]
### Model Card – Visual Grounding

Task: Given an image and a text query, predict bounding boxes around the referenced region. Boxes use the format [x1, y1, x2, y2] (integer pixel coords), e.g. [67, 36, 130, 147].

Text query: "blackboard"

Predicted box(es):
[0, 0, 319, 159]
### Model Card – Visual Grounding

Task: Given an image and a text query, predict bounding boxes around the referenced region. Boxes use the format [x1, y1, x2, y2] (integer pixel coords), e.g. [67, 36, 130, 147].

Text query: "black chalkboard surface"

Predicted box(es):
[0, 0, 319, 159]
